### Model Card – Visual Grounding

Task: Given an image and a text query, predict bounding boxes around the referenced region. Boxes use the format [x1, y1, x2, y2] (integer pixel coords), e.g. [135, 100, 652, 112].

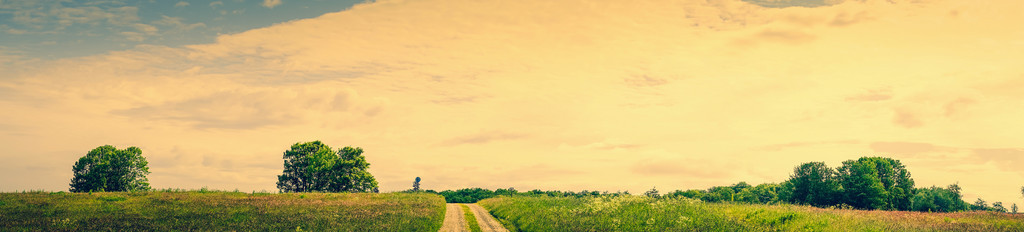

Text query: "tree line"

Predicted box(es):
[406, 187, 632, 203]
[65, 145, 1022, 214]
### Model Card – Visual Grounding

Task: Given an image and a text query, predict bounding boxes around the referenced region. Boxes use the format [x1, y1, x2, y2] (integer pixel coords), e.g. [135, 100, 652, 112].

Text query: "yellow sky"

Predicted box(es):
[1, 0, 1023, 205]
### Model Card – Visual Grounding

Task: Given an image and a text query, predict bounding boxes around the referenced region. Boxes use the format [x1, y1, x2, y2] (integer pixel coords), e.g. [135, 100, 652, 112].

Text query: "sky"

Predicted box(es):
[1, 0, 1023, 206]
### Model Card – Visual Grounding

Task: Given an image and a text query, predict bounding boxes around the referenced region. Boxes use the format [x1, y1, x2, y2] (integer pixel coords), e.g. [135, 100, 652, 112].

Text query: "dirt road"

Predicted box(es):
[438, 203, 508, 232]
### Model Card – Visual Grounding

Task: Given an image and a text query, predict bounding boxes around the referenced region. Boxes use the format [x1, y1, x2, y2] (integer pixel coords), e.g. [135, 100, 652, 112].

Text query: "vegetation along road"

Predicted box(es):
[440, 203, 508, 232]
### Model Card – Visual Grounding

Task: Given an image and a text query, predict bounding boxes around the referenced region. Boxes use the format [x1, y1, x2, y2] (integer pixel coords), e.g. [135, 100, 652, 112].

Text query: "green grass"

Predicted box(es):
[0, 191, 445, 231]
[461, 204, 483, 232]
[478, 195, 1024, 232]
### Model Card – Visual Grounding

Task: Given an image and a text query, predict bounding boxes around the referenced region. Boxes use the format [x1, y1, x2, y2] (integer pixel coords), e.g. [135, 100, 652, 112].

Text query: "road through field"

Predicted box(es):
[439, 203, 508, 232]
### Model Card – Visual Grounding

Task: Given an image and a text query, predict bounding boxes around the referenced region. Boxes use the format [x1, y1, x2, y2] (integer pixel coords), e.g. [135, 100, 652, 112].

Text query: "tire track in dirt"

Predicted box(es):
[468, 204, 509, 232]
[439, 203, 469, 232]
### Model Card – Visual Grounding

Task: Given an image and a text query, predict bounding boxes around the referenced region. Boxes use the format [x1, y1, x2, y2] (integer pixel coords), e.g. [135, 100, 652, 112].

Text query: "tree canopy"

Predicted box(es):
[276, 141, 378, 193]
[69, 145, 151, 192]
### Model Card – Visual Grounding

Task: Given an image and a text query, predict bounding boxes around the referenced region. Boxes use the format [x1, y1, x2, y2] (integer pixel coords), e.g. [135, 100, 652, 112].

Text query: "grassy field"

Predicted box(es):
[479, 195, 1024, 232]
[0, 191, 445, 231]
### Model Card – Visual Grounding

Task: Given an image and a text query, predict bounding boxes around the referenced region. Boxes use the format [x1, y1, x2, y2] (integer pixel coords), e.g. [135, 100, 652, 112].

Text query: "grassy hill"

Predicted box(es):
[479, 195, 1024, 231]
[0, 191, 445, 231]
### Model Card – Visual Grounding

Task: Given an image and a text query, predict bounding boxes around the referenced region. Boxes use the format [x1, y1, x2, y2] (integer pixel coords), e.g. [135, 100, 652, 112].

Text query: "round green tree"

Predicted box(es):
[69, 145, 151, 192]
[276, 141, 378, 192]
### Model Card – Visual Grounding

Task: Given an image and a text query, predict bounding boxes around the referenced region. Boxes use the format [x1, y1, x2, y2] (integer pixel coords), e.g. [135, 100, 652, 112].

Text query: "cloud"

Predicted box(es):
[742, 0, 843, 8]
[441, 132, 528, 146]
[829, 11, 873, 27]
[865, 142, 1024, 175]
[625, 75, 670, 87]
[430, 95, 483, 105]
[5, 28, 28, 35]
[757, 140, 861, 151]
[120, 31, 146, 42]
[892, 108, 923, 128]
[134, 23, 158, 33]
[153, 15, 206, 32]
[943, 97, 975, 117]
[175, 1, 190, 7]
[0, 2, 143, 39]
[869, 141, 958, 155]
[262, 0, 281, 9]
[757, 29, 817, 44]
[112, 86, 366, 130]
[145, 146, 281, 189]
[845, 88, 892, 102]
[210, 1, 224, 8]
[631, 158, 732, 179]
[971, 148, 1024, 174]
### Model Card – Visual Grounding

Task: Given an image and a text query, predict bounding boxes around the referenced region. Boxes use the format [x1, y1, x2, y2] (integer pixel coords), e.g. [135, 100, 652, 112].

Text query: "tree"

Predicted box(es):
[736, 188, 758, 203]
[644, 186, 660, 198]
[1012, 203, 1018, 214]
[910, 185, 968, 212]
[835, 157, 914, 210]
[993, 202, 1007, 213]
[836, 159, 887, 210]
[276, 141, 378, 193]
[777, 180, 795, 203]
[413, 177, 421, 191]
[787, 162, 840, 207]
[749, 183, 781, 204]
[731, 182, 752, 193]
[972, 198, 988, 211]
[494, 187, 518, 196]
[70, 145, 151, 192]
[703, 186, 735, 202]
[668, 189, 706, 200]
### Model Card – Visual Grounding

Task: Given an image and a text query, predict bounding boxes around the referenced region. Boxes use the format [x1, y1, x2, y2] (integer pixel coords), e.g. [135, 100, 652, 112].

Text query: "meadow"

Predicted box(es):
[0, 191, 445, 231]
[479, 195, 1024, 232]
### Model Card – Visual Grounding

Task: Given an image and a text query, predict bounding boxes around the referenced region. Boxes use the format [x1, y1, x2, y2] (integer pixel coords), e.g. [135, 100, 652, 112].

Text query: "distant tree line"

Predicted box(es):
[662, 181, 783, 205]
[407, 186, 630, 203]
[660, 157, 1017, 213]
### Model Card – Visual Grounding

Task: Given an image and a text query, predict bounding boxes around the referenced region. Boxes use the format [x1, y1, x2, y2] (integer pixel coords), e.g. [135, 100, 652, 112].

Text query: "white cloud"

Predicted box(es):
[210, 1, 223, 8]
[5, 28, 28, 35]
[174, 1, 189, 7]
[262, 0, 281, 9]
[2, 2, 142, 33]
[153, 15, 206, 32]
[133, 23, 158, 35]
[120, 31, 145, 42]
